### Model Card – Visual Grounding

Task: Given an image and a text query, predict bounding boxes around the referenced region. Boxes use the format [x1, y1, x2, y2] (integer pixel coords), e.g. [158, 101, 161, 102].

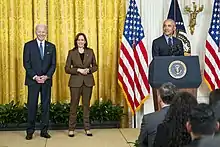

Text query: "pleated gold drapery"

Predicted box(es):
[0, 0, 127, 117]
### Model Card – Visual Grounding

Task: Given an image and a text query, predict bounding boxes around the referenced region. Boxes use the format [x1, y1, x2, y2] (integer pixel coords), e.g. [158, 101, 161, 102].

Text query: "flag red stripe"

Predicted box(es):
[204, 70, 215, 91]
[119, 57, 135, 92]
[121, 43, 146, 100]
[205, 56, 220, 88]
[120, 43, 145, 107]
[206, 41, 220, 69]
[139, 41, 149, 65]
[134, 96, 140, 107]
[118, 74, 135, 111]
[133, 49, 147, 99]
[133, 74, 143, 106]
[138, 41, 150, 92]
[120, 43, 140, 108]
[121, 43, 134, 70]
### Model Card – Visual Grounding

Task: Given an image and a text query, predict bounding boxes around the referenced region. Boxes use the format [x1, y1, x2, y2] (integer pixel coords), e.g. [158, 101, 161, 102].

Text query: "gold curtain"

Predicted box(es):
[0, 0, 127, 121]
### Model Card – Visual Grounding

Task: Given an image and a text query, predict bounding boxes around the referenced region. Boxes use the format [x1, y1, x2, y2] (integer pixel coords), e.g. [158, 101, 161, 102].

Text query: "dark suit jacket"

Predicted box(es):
[154, 120, 191, 147]
[183, 138, 201, 147]
[65, 48, 97, 87]
[23, 39, 56, 86]
[152, 35, 184, 57]
[212, 101, 220, 123]
[212, 102, 220, 135]
[138, 106, 169, 147]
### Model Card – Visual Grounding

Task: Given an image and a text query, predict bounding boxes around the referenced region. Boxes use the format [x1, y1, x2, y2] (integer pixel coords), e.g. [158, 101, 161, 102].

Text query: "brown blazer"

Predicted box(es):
[65, 48, 97, 87]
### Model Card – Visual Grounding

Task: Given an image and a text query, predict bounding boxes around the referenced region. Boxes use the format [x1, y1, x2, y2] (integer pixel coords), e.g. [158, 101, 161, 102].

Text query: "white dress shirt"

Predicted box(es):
[33, 39, 45, 80]
[36, 39, 45, 55]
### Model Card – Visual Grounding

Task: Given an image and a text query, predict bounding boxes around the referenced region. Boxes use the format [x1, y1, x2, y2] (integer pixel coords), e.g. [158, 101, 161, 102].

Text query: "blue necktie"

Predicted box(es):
[39, 42, 44, 59]
[168, 37, 172, 46]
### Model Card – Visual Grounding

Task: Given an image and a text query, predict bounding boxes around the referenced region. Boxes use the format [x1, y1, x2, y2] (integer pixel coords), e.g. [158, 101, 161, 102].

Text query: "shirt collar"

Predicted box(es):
[164, 34, 173, 45]
[162, 104, 170, 108]
[36, 38, 45, 46]
[164, 34, 173, 40]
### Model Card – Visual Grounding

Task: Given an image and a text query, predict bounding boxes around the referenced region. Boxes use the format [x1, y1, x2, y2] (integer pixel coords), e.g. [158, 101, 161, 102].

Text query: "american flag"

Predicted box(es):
[204, 0, 220, 90]
[118, 0, 150, 114]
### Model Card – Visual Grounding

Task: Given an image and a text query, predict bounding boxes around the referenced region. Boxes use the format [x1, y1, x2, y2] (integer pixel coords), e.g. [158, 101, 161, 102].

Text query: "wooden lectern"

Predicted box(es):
[149, 56, 202, 111]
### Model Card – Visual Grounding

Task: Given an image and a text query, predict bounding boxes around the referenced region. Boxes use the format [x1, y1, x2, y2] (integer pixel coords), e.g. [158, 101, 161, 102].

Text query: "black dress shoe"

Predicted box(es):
[68, 134, 74, 137]
[25, 134, 33, 140]
[40, 133, 51, 138]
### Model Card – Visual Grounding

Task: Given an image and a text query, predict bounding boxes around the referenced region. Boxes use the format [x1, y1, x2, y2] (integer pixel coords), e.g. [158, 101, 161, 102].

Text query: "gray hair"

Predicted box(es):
[35, 24, 48, 32]
[163, 19, 176, 27]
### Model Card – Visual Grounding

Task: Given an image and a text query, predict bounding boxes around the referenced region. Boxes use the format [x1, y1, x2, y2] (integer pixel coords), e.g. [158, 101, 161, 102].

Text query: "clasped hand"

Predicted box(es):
[35, 75, 48, 83]
[77, 68, 89, 75]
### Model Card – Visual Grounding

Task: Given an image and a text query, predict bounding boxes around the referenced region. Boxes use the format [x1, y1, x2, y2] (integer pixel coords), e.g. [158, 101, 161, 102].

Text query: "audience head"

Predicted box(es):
[209, 89, 220, 106]
[165, 91, 198, 120]
[163, 19, 176, 37]
[74, 33, 88, 49]
[164, 91, 198, 146]
[158, 82, 177, 105]
[186, 103, 219, 138]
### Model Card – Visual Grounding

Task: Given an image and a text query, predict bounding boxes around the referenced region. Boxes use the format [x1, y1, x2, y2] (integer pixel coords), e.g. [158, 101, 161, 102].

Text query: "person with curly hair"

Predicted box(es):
[153, 91, 198, 147]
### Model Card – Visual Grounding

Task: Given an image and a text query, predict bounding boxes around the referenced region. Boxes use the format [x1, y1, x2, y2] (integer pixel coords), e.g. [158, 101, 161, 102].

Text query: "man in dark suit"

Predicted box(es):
[184, 104, 219, 147]
[138, 82, 177, 147]
[152, 19, 184, 57]
[209, 89, 220, 125]
[23, 24, 56, 140]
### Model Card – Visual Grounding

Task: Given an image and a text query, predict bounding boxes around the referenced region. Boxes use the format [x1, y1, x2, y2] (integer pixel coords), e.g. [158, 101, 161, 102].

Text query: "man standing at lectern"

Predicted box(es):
[23, 24, 56, 140]
[152, 19, 184, 57]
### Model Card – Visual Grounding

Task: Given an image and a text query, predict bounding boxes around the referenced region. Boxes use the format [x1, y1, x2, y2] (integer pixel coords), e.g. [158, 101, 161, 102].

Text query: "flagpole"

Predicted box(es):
[134, 112, 136, 128]
[132, 39, 136, 128]
[132, 0, 137, 128]
[174, 0, 176, 21]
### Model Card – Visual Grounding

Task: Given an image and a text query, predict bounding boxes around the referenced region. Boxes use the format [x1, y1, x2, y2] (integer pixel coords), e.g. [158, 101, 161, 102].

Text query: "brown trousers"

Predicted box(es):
[69, 85, 93, 131]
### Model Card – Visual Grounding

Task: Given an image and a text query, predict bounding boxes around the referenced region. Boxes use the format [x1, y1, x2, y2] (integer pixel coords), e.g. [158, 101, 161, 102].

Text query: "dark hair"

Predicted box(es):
[74, 33, 88, 49]
[209, 89, 220, 105]
[158, 82, 177, 104]
[189, 103, 217, 135]
[164, 91, 198, 146]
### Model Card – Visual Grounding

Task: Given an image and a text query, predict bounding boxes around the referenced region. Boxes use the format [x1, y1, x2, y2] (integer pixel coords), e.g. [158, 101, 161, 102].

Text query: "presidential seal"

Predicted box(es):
[177, 31, 191, 54]
[168, 60, 187, 79]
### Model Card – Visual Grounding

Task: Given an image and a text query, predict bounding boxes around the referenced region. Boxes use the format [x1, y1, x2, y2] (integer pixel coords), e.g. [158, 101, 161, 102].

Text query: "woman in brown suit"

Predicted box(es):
[65, 33, 97, 137]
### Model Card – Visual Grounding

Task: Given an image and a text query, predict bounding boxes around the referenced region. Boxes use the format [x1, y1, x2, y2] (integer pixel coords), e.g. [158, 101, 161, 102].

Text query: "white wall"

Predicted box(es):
[126, 0, 214, 128]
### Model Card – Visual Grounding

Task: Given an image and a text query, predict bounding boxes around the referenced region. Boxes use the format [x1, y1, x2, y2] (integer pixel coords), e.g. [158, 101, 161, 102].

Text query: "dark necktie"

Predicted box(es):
[39, 42, 44, 59]
[168, 37, 172, 46]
